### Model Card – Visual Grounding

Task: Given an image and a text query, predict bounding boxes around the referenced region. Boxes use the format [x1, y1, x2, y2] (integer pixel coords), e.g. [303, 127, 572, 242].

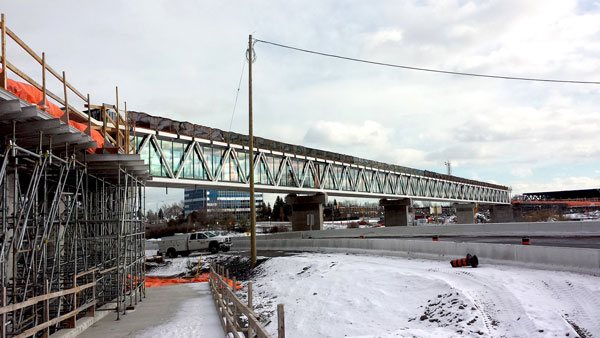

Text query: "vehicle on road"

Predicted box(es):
[157, 231, 231, 258]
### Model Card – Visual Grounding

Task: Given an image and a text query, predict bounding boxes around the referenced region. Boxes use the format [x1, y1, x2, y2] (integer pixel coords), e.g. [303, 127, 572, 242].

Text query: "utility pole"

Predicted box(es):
[248, 35, 257, 268]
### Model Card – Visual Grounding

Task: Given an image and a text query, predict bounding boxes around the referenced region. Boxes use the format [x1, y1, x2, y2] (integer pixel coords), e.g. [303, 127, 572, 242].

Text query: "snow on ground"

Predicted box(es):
[146, 256, 197, 277]
[134, 283, 222, 338]
[246, 253, 600, 338]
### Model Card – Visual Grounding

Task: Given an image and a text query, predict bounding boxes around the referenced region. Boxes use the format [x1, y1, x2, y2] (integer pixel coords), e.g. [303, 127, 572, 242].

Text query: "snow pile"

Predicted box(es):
[146, 256, 196, 277]
[248, 253, 600, 338]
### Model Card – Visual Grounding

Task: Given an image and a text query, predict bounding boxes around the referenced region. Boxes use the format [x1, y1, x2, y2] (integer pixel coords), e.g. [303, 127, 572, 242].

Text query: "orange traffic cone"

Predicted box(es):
[450, 253, 479, 268]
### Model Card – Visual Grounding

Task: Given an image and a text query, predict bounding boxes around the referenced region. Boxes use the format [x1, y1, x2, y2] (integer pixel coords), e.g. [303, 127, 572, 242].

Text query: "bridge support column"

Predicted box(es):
[379, 198, 411, 226]
[490, 204, 514, 223]
[453, 203, 476, 224]
[285, 193, 327, 231]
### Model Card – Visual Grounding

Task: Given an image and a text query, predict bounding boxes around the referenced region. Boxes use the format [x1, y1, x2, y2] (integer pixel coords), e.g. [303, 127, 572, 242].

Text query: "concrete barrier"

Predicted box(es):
[233, 237, 600, 276]
[255, 220, 600, 240]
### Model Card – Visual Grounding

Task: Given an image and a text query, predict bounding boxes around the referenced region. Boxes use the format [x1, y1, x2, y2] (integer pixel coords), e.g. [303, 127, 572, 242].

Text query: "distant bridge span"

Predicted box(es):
[128, 112, 510, 204]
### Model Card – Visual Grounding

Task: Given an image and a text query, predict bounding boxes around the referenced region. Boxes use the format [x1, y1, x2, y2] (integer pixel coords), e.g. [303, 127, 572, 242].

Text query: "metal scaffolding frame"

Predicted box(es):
[0, 95, 147, 336]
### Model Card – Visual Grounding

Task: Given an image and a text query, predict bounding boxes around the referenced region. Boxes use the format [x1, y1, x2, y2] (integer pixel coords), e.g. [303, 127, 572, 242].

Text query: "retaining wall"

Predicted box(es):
[233, 237, 600, 276]
[255, 220, 600, 240]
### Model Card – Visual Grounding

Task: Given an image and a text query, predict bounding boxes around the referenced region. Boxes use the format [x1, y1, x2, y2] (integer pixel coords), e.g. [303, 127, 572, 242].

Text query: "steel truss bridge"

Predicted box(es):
[129, 112, 511, 204]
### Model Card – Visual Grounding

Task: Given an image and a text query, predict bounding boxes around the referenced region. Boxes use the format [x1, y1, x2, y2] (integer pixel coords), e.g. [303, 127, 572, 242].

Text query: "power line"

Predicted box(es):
[228, 55, 247, 133]
[254, 39, 600, 85]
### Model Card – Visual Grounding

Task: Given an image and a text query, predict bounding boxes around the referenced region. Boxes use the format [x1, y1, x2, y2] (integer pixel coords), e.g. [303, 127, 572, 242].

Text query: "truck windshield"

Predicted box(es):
[206, 232, 216, 237]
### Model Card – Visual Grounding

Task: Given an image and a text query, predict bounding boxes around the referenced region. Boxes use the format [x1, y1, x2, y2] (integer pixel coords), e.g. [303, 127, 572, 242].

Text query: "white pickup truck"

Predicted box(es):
[157, 231, 231, 258]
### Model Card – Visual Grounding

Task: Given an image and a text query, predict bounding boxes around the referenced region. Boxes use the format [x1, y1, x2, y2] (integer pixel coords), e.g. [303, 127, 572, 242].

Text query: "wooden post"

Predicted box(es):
[247, 282, 253, 308]
[88, 271, 96, 317]
[124, 101, 129, 154]
[1, 13, 6, 89]
[247, 281, 254, 337]
[62, 71, 69, 122]
[41, 52, 47, 107]
[277, 304, 285, 338]
[115, 86, 120, 150]
[86, 94, 92, 136]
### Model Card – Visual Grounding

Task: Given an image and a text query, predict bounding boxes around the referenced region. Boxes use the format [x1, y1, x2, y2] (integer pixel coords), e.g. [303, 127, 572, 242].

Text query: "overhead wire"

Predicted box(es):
[228, 55, 247, 135]
[253, 39, 600, 85]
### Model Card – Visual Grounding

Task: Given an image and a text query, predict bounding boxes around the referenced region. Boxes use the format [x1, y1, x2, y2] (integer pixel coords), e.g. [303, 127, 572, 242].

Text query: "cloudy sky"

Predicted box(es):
[3, 1, 600, 208]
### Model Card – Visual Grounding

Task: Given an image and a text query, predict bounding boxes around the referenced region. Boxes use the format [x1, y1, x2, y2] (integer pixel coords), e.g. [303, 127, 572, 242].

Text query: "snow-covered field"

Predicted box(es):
[246, 253, 600, 338]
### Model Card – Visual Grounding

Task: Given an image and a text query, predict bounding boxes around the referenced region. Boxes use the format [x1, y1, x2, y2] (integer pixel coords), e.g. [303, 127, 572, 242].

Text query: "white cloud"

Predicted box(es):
[510, 167, 533, 179]
[365, 29, 404, 46]
[3, 0, 600, 207]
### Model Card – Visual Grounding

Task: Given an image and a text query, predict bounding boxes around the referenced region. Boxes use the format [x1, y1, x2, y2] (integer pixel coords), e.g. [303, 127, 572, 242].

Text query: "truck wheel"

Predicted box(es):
[167, 248, 177, 258]
[209, 243, 219, 254]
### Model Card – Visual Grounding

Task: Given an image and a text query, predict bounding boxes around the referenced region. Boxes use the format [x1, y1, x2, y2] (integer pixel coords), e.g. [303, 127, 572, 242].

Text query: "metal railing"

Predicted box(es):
[209, 264, 285, 338]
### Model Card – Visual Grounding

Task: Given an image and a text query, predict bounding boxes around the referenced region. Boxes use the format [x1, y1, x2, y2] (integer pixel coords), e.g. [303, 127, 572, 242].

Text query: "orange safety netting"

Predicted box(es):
[145, 274, 243, 290]
[2, 71, 105, 152]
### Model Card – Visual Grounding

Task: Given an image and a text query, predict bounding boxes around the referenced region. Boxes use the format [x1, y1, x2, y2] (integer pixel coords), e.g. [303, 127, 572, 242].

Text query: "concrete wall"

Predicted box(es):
[286, 193, 327, 231]
[380, 198, 410, 226]
[233, 237, 600, 276]
[453, 203, 476, 224]
[247, 220, 600, 241]
[490, 204, 514, 223]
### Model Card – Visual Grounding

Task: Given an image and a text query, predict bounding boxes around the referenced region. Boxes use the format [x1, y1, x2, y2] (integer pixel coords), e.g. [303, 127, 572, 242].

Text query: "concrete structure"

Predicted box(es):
[379, 198, 411, 226]
[285, 193, 327, 231]
[184, 188, 263, 216]
[78, 284, 221, 338]
[453, 203, 476, 224]
[490, 204, 514, 223]
[232, 235, 600, 276]
[244, 220, 600, 241]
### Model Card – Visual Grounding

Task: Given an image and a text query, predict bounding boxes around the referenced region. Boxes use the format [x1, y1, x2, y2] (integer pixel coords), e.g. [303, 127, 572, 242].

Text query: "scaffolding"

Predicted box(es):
[0, 13, 148, 337]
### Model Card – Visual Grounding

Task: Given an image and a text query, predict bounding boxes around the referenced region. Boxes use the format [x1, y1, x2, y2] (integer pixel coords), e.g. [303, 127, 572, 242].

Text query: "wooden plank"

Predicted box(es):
[0, 281, 96, 314]
[75, 267, 99, 278]
[6, 27, 42, 64]
[14, 300, 97, 338]
[6, 60, 66, 107]
[1, 13, 6, 89]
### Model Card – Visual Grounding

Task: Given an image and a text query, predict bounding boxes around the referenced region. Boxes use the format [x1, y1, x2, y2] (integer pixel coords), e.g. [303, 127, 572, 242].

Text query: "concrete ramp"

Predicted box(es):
[78, 283, 221, 338]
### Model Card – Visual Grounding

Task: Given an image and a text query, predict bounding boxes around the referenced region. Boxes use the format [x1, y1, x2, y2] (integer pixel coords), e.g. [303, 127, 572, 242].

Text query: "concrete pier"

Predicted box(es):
[453, 203, 476, 224]
[285, 193, 328, 231]
[490, 204, 514, 223]
[379, 198, 411, 226]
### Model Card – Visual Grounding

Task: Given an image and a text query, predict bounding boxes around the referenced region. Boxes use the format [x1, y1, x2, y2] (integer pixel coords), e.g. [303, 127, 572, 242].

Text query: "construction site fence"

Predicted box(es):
[209, 264, 284, 338]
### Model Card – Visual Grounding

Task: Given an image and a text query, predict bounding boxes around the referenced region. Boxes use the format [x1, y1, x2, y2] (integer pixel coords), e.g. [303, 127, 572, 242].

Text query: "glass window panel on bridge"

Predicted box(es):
[132, 133, 510, 203]
[172, 142, 185, 175]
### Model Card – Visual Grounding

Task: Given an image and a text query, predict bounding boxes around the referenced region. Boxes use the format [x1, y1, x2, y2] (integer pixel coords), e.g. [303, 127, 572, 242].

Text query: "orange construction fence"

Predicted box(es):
[2, 70, 105, 151]
[145, 274, 243, 289]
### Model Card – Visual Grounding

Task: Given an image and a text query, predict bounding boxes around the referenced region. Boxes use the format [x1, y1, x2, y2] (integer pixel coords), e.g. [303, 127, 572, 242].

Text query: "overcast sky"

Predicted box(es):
[4, 1, 600, 208]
